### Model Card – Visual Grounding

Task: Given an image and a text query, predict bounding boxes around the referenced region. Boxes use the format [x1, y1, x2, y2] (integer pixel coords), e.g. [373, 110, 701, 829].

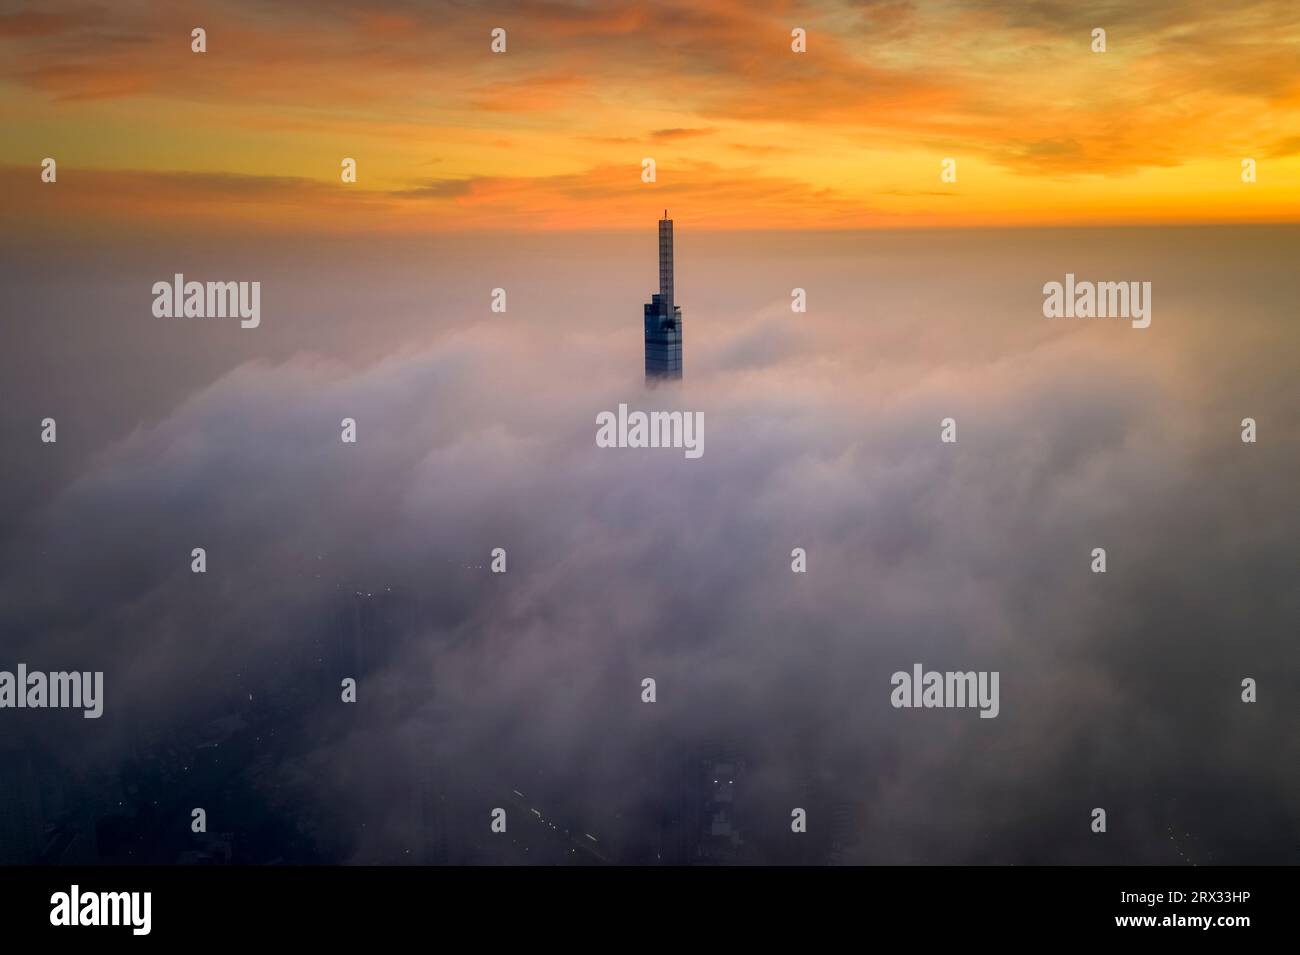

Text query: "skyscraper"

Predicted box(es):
[644, 211, 683, 380]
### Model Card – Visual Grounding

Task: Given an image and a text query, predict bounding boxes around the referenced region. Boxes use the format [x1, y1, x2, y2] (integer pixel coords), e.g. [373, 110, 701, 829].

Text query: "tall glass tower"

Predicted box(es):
[644, 211, 683, 380]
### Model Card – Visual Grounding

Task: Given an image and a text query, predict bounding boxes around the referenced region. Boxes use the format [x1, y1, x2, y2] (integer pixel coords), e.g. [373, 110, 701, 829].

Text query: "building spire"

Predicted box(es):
[658, 211, 673, 309]
[646, 211, 683, 380]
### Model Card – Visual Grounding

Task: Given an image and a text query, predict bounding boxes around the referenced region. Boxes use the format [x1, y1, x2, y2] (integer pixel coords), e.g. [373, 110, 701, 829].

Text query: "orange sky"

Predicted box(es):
[3, 0, 1299, 233]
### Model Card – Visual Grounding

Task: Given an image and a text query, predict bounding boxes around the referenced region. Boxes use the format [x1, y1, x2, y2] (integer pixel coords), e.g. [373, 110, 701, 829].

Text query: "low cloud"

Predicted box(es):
[1, 228, 1295, 863]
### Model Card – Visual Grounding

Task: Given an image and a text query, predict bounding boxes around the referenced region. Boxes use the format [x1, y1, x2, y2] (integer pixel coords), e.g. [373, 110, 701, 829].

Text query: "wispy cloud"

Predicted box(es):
[2, 0, 1298, 229]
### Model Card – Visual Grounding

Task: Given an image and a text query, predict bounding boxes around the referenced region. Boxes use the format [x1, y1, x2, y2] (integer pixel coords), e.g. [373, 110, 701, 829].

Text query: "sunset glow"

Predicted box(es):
[4, 0, 1299, 233]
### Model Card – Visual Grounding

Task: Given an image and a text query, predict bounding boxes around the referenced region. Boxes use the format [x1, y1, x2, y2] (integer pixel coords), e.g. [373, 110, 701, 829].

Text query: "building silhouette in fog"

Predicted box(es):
[644, 211, 683, 379]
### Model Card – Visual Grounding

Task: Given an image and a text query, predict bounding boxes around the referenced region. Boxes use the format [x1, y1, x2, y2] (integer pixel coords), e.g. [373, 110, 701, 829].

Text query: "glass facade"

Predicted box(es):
[645, 212, 683, 380]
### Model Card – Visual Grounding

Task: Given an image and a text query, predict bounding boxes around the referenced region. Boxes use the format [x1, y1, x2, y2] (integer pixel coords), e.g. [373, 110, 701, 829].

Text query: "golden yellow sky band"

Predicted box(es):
[3, 0, 1299, 233]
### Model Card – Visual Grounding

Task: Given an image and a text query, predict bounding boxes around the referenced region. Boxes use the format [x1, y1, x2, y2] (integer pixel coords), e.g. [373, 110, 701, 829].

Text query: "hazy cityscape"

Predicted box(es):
[1, 224, 1296, 865]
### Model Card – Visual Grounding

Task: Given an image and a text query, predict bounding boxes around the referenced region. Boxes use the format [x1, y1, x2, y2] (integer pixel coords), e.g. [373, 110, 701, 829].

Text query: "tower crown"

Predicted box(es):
[658, 213, 673, 310]
[646, 212, 683, 379]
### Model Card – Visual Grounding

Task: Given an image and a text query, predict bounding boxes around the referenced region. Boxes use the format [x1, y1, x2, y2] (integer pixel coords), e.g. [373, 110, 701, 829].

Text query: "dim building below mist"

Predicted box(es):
[644, 211, 683, 380]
